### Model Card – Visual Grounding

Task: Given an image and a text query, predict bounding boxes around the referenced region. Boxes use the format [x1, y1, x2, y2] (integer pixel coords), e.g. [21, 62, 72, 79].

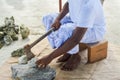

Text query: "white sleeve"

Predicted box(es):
[75, 6, 96, 28]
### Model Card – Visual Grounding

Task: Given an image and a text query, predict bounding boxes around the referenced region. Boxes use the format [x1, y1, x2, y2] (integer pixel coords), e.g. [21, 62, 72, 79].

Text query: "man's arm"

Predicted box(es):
[49, 27, 87, 59]
[51, 2, 69, 30]
[36, 27, 87, 67]
[56, 2, 69, 21]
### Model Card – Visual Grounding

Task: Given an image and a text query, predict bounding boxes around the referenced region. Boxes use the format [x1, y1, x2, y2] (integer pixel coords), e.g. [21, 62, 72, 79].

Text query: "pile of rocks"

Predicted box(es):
[0, 16, 30, 49]
[11, 57, 56, 80]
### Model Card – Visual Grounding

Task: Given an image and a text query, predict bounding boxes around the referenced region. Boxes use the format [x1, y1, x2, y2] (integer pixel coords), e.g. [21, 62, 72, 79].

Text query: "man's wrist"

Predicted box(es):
[48, 52, 57, 61]
[56, 17, 61, 22]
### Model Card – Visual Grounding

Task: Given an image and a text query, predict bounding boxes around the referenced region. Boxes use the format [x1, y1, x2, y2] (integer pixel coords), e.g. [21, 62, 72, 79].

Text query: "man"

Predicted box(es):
[36, 0, 106, 71]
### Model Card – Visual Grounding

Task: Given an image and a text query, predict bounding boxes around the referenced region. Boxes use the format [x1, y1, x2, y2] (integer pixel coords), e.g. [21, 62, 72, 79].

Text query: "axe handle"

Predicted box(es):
[29, 0, 62, 48]
[30, 27, 55, 48]
[59, 0, 62, 12]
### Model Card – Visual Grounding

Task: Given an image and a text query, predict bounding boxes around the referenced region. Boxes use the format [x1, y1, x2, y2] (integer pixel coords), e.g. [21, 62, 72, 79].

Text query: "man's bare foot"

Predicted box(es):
[61, 53, 81, 71]
[56, 53, 71, 63]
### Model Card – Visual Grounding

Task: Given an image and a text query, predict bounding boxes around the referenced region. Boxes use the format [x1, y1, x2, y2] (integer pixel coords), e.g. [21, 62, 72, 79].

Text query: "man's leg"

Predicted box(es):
[56, 53, 71, 63]
[57, 44, 79, 63]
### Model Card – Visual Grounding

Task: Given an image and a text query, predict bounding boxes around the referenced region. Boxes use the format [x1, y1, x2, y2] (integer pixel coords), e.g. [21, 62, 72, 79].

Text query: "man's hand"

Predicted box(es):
[36, 55, 53, 68]
[51, 2, 69, 30]
[51, 19, 61, 30]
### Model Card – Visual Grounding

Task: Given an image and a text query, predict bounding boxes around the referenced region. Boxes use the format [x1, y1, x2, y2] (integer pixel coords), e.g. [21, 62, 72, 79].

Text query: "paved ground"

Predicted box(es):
[0, 0, 120, 80]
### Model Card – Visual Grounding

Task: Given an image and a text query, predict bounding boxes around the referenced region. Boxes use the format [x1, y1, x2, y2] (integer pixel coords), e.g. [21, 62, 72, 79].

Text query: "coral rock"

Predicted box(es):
[4, 35, 13, 45]
[18, 55, 28, 64]
[20, 25, 30, 39]
[11, 58, 56, 80]
[0, 40, 4, 49]
[11, 48, 25, 57]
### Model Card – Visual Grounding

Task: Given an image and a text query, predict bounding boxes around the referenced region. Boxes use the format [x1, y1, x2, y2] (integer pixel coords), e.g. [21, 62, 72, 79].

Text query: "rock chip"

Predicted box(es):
[0, 40, 4, 49]
[18, 55, 28, 64]
[11, 48, 25, 57]
[20, 25, 30, 39]
[4, 35, 13, 45]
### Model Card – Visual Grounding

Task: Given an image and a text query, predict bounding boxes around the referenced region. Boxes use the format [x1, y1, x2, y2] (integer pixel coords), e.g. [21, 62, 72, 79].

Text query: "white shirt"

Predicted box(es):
[68, 0, 106, 29]
[68, 0, 106, 44]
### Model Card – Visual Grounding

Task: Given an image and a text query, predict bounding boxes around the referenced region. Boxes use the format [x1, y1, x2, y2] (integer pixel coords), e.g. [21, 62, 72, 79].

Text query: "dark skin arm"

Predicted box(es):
[36, 2, 87, 68]
[51, 2, 69, 30]
[36, 27, 87, 68]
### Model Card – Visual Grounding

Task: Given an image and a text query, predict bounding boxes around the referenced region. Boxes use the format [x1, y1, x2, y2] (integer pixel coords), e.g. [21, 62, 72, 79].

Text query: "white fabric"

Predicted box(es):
[68, 0, 106, 43]
[68, 0, 106, 28]
[42, 0, 106, 54]
[42, 14, 79, 54]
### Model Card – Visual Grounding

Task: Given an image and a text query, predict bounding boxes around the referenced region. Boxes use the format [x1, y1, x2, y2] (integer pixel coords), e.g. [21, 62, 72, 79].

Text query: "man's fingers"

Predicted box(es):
[38, 64, 46, 68]
[41, 65, 46, 68]
[36, 60, 41, 65]
[51, 22, 61, 30]
[38, 64, 42, 68]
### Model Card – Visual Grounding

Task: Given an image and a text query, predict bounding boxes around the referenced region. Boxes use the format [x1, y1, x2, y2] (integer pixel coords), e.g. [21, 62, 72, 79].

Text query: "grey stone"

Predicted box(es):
[0, 40, 4, 49]
[27, 57, 38, 68]
[0, 31, 4, 39]
[14, 25, 19, 34]
[18, 55, 28, 64]
[11, 58, 56, 80]
[11, 48, 25, 57]
[4, 35, 13, 45]
[6, 28, 18, 40]
[20, 25, 30, 39]
[4, 16, 14, 26]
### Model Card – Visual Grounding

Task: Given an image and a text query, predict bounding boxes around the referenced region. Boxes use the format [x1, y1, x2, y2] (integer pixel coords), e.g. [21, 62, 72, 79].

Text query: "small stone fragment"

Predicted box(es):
[18, 55, 28, 64]
[0, 26, 4, 31]
[0, 31, 4, 39]
[4, 35, 13, 45]
[6, 28, 18, 41]
[20, 25, 30, 39]
[14, 25, 19, 34]
[11, 48, 25, 57]
[0, 40, 4, 49]
[4, 16, 14, 26]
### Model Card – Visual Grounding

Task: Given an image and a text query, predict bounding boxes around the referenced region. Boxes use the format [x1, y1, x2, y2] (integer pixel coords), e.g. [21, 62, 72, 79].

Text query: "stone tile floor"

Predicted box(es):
[0, 42, 120, 80]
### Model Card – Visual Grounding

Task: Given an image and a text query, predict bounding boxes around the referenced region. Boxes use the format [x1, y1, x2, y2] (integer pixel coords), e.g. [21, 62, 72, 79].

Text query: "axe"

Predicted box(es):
[24, 27, 55, 60]
[24, 0, 62, 60]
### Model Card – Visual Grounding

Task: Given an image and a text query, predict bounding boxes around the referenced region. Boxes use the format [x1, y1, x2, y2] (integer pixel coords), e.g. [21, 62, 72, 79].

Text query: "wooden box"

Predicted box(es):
[79, 40, 108, 63]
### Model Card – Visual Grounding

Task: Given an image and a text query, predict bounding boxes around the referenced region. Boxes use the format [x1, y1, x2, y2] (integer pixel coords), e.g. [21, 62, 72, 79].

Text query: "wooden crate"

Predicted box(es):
[79, 40, 108, 63]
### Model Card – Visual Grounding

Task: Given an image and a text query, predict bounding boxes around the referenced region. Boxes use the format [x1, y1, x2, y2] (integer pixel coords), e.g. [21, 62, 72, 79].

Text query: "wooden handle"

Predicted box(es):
[28, 0, 62, 48]
[59, 0, 62, 12]
[30, 27, 55, 48]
